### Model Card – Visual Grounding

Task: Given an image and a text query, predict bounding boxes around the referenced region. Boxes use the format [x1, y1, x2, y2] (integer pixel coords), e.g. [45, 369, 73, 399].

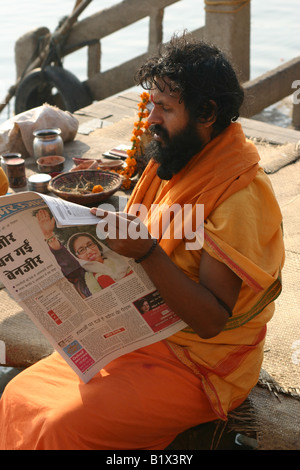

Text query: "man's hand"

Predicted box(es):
[90, 208, 154, 261]
[90, 207, 242, 339]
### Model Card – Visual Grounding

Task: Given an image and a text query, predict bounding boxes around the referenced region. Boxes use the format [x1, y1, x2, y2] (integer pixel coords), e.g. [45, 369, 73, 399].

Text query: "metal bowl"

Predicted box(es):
[48, 169, 123, 205]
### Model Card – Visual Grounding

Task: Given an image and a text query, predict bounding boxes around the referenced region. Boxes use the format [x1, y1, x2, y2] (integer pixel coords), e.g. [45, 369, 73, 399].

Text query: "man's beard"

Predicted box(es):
[145, 120, 205, 180]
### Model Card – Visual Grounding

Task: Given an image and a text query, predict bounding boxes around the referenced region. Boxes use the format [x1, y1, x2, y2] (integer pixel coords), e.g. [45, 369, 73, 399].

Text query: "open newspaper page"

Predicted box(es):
[0, 191, 186, 383]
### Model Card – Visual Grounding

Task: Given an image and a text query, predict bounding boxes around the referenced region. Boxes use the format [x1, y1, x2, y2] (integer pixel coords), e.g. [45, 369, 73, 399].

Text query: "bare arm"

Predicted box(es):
[138, 244, 241, 338]
[91, 209, 241, 339]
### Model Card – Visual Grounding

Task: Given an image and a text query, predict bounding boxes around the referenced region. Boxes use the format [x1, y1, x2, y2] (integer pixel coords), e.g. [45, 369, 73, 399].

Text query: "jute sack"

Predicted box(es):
[0, 103, 79, 158]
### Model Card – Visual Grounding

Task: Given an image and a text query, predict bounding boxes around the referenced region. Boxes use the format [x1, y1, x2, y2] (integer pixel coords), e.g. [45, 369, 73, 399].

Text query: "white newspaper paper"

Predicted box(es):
[0, 191, 186, 382]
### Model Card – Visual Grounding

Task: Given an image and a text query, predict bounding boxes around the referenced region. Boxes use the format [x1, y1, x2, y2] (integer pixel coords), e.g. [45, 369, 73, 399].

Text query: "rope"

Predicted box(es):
[205, 0, 251, 14]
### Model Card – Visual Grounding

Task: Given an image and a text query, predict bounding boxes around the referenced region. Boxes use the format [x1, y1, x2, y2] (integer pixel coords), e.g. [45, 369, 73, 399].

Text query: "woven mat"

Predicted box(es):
[261, 157, 300, 394]
[228, 371, 300, 450]
[0, 289, 53, 368]
[256, 141, 300, 174]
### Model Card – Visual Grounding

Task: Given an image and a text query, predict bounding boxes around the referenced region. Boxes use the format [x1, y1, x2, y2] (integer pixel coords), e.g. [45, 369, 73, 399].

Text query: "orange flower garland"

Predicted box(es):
[118, 92, 150, 189]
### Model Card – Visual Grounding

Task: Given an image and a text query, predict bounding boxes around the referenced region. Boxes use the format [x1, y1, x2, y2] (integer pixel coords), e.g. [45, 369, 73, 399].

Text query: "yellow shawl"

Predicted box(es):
[126, 122, 285, 419]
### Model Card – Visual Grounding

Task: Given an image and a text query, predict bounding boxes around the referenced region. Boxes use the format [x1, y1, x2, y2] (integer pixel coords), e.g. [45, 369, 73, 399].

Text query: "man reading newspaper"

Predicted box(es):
[0, 33, 284, 450]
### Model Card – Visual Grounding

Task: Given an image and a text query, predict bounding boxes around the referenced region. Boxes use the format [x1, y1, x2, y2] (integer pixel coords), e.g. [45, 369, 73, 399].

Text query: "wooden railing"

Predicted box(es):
[12, 0, 300, 128]
[63, 0, 205, 101]
[240, 56, 300, 128]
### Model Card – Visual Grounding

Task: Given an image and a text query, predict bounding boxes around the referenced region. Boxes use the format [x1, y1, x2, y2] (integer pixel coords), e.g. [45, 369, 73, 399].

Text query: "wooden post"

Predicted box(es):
[88, 41, 101, 79]
[203, 0, 251, 82]
[148, 9, 164, 54]
[292, 103, 300, 130]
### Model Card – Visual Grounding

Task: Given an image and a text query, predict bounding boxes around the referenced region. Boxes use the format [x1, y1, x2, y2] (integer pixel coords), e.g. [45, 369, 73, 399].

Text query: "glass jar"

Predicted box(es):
[33, 128, 64, 160]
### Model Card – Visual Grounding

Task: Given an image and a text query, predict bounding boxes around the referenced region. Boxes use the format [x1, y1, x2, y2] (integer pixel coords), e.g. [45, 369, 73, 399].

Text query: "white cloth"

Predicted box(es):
[0, 104, 78, 157]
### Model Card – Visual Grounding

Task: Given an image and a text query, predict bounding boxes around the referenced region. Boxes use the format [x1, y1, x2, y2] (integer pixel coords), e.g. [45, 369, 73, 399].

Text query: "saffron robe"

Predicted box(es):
[0, 167, 8, 196]
[0, 123, 284, 449]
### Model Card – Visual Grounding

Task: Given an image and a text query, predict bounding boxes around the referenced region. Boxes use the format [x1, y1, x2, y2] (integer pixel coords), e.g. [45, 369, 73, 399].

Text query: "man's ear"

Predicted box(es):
[197, 100, 217, 127]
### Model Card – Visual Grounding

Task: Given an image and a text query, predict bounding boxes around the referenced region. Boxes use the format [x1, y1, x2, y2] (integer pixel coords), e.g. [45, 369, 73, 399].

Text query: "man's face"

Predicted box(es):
[145, 79, 209, 179]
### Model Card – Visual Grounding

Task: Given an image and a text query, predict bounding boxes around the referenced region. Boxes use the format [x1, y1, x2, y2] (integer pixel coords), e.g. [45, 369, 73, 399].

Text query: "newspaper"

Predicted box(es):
[0, 191, 186, 382]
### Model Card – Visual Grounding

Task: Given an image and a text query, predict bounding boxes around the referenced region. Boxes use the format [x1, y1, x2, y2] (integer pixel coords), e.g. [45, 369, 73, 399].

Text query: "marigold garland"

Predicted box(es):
[117, 91, 150, 189]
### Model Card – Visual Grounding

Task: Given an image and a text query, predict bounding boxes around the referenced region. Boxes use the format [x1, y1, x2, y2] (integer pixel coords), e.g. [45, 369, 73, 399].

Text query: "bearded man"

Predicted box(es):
[0, 33, 284, 450]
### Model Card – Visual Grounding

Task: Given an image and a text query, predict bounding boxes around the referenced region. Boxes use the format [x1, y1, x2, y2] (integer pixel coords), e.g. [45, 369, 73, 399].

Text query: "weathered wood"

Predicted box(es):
[87, 41, 101, 78]
[65, 0, 178, 46]
[86, 52, 149, 101]
[0, 0, 93, 114]
[241, 56, 300, 118]
[239, 117, 300, 145]
[292, 98, 300, 130]
[85, 27, 205, 100]
[149, 9, 164, 53]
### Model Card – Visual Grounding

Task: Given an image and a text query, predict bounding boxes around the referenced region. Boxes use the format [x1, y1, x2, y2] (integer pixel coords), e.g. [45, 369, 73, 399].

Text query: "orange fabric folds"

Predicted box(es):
[0, 123, 285, 450]
[127, 122, 285, 419]
[127, 122, 260, 254]
[0, 168, 9, 196]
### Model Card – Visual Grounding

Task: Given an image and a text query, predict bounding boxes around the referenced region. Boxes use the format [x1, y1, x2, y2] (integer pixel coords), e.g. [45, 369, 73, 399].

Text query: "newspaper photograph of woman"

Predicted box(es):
[35, 208, 133, 298]
[133, 291, 180, 333]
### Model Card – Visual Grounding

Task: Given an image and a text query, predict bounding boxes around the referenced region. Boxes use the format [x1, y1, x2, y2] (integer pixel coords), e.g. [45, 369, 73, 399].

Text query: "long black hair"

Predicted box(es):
[135, 32, 244, 135]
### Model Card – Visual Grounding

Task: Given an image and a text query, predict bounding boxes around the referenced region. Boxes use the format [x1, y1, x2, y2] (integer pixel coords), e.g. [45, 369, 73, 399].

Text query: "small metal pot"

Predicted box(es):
[27, 173, 52, 193]
[1, 153, 22, 175]
[33, 128, 64, 160]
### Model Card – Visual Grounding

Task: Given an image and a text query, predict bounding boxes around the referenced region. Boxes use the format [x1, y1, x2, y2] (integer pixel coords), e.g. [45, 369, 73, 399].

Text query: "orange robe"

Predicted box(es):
[0, 167, 9, 196]
[0, 123, 284, 449]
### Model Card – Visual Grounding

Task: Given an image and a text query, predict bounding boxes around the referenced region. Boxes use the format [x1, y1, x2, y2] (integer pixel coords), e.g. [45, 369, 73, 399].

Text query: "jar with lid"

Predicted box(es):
[33, 128, 64, 160]
[5, 157, 27, 188]
[1, 153, 22, 175]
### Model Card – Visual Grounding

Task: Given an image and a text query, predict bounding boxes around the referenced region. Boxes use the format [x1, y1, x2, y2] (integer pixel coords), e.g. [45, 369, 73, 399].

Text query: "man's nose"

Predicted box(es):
[147, 105, 162, 125]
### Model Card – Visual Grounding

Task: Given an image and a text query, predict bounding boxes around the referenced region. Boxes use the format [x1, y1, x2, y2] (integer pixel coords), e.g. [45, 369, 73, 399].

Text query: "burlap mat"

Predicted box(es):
[256, 141, 300, 174]
[0, 289, 53, 368]
[261, 157, 300, 394]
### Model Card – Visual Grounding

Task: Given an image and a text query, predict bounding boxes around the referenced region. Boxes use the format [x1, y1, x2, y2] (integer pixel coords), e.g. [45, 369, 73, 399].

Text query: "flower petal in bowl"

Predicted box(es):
[48, 170, 123, 205]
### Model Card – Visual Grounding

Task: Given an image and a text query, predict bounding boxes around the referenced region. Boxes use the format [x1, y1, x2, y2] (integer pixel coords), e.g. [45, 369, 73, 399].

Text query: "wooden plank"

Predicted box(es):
[74, 99, 138, 123]
[241, 56, 300, 117]
[66, 0, 179, 45]
[239, 117, 300, 145]
[74, 91, 300, 145]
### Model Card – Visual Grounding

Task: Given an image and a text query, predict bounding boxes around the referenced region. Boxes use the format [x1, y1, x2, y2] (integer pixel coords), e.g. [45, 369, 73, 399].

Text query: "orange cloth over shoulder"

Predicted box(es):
[127, 122, 260, 254]
[0, 167, 9, 195]
[127, 122, 285, 419]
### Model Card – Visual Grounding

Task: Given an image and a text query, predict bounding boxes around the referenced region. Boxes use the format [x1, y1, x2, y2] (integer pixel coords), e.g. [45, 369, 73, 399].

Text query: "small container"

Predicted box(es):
[37, 155, 65, 173]
[33, 128, 64, 160]
[28, 173, 51, 193]
[5, 157, 27, 188]
[1, 153, 22, 175]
